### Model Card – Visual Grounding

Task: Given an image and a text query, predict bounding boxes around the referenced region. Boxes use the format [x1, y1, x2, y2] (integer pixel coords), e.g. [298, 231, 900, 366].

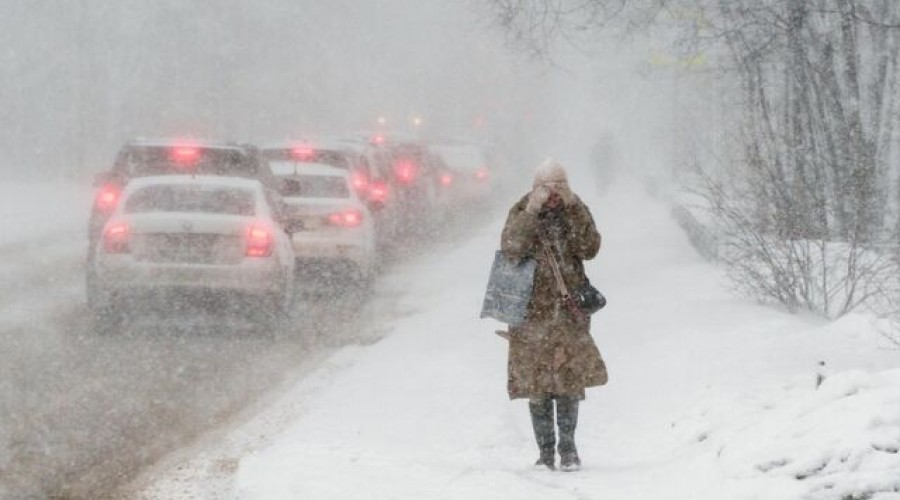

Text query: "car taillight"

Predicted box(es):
[103, 222, 130, 253]
[170, 145, 201, 167]
[439, 173, 454, 186]
[328, 209, 363, 228]
[291, 146, 315, 161]
[94, 184, 122, 212]
[368, 181, 389, 204]
[475, 168, 490, 181]
[394, 160, 418, 184]
[351, 170, 369, 193]
[246, 224, 273, 257]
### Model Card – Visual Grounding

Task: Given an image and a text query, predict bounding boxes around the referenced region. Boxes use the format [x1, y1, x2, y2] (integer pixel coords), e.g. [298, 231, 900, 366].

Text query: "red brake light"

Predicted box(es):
[371, 134, 386, 145]
[475, 168, 489, 181]
[170, 145, 201, 166]
[95, 184, 121, 212]
[246, 224, 273, 257]
[328, 209, 363, 228]
[440, 173, 454, 186]
[351, 170, 369, 192]
[394, 160, 418, 184]
[368, 181, 389, 204]
[290, 146, 315, 161]
[103, 222, 130, 253]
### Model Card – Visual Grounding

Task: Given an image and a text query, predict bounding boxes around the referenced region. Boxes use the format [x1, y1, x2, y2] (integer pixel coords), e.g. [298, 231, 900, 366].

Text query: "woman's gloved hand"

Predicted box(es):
[526, 184, 551, 214]
[553, 181, 575, 206]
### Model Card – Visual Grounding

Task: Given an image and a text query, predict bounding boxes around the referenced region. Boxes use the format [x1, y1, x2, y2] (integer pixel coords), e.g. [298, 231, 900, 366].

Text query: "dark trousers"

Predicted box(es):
[529, 396, 579, 455]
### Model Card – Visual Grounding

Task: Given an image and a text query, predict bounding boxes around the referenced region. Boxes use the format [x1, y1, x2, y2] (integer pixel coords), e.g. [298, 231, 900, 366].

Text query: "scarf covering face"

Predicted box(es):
[533, 158, 573, 263]
[540, 205, 568, 262]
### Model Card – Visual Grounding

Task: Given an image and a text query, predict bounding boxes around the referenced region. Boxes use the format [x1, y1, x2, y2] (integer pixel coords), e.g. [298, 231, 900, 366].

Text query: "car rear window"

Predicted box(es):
[262, 149, 351, 170]
[122, 147, 256, 178]
[278, 175, 349, 198]
[268, 161, 338, 177]
[124, 185, 256, 216]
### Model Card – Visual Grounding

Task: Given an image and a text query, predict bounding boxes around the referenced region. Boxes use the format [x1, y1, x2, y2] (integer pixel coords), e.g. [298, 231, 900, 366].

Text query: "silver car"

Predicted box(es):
[270, 163, 377, 284]
[86, 175, 295, 327]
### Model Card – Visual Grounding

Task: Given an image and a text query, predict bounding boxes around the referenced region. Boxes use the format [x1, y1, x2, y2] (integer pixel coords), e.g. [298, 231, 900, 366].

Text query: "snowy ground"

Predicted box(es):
[121, 174, 900, 500]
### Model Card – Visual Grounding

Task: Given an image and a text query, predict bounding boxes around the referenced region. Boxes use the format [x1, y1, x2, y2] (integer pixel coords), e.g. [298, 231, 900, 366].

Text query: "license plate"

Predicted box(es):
[302, 216, 322, 230]
[147, 234, 216, 263]
[290, 215, 322, 231]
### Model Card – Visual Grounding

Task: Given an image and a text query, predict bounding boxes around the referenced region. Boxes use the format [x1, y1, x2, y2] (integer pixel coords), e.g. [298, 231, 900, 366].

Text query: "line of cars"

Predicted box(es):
[85, 135, 497, 330]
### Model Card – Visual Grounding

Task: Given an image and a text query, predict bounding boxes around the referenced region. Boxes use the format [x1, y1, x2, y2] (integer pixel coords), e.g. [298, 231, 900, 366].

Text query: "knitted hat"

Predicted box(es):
[533, 157, 569, 189]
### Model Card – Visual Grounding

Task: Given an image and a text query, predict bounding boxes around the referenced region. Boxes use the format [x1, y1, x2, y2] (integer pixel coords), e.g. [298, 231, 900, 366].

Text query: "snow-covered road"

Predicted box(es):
[1, 182, 498, 498]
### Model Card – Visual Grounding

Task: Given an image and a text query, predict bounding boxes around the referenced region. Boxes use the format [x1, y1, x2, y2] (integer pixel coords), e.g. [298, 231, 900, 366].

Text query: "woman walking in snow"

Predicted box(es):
[500, 159, 607, 471]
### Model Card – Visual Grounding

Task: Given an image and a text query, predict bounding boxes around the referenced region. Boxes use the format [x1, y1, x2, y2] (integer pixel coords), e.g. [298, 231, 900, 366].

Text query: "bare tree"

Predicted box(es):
[484, 0, 900, 317]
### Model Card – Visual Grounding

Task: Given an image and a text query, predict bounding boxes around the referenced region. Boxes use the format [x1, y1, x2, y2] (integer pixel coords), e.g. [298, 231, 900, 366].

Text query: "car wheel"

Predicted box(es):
[266, 272, 293, 318]
[273, 284, 293, 314]
[86, 273, 122, 334]
[254, 288, 288, 337]
[92, 308, 123, 335]
[89, 293, 122, 334]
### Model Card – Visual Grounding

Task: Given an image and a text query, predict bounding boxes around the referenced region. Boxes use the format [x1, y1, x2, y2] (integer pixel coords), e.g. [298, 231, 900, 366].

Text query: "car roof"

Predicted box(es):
[125, 175, 263, 191]
[261, 137, 353, 152]
[124, 139, 246, 151]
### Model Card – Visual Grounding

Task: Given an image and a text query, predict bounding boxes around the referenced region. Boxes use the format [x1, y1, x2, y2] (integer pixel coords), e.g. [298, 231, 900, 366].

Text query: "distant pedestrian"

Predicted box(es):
[499, 158, 607, 471]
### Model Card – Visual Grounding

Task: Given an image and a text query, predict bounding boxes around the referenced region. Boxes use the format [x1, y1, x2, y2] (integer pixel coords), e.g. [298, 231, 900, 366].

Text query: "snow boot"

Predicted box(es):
[529, 398, 556, 470]
[557, 397, 581, 472]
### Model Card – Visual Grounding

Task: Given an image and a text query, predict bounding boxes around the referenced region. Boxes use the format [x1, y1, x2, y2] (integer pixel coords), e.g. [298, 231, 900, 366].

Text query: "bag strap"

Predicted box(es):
[539, 236, 587, 323]
[540, 239, 570, 298]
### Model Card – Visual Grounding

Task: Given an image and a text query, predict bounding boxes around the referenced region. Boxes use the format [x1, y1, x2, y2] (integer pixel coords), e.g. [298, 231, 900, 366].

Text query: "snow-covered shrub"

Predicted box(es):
[687, 167, 900, 320]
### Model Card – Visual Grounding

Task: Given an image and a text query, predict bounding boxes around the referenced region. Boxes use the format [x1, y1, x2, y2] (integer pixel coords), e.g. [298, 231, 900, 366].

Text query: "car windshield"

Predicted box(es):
[122, 147, 255, 178]
[278, 175, 349, 198]
[124, 185, 256, 216]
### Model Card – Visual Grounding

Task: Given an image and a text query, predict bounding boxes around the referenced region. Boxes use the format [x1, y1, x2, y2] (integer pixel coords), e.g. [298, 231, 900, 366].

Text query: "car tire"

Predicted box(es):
[86, 272, 122, 334]
[256, 292, 284, 336]
[92, 308, 123, 335]
[272, 285, 293, 315]
[261, 277, 293, 333]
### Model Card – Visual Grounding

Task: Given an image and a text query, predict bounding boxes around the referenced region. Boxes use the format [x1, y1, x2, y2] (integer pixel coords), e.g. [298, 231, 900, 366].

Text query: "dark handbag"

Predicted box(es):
[541, 242, 606, 322]
[572, 279, 606, 315]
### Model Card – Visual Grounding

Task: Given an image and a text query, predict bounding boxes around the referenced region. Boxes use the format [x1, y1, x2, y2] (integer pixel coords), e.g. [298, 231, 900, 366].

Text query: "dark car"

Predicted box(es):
[431, 142, 495, 205]
[365, 138, 446, 239]
[259, 139, 375, 197]
[88, 140, 277, 250]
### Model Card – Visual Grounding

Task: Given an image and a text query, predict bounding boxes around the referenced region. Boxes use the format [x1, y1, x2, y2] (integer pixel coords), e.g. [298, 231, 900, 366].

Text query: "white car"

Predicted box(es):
[87, 175, 296, 325]
[270, 162, 376, 283]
